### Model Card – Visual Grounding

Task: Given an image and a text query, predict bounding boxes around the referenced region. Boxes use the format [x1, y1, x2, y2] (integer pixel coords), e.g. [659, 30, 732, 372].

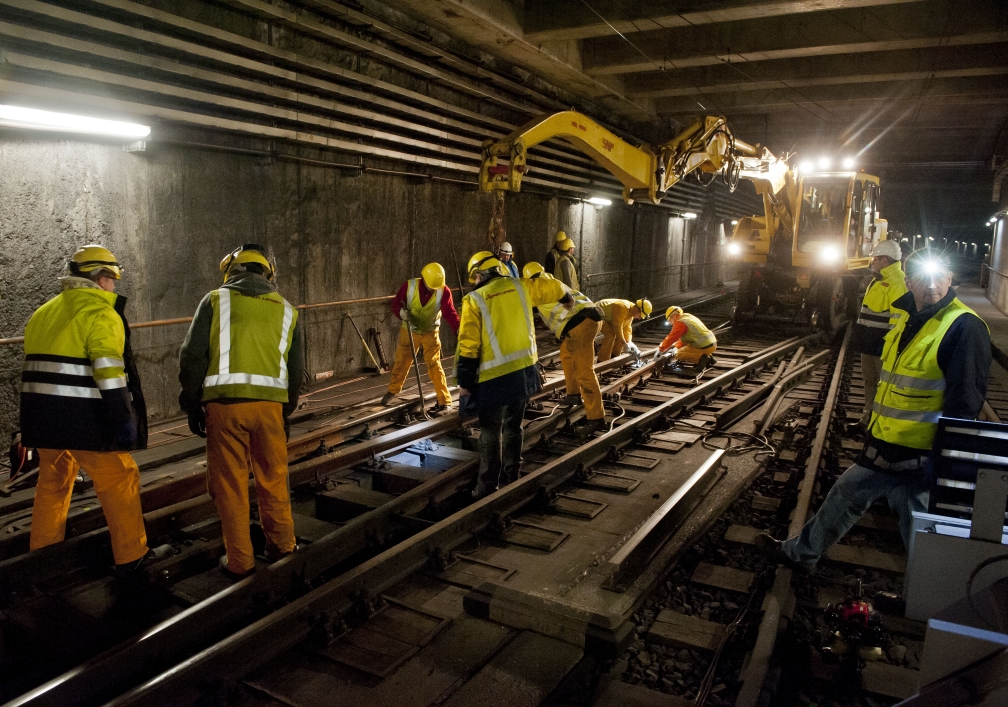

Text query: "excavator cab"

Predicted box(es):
[729, 170, 886, 333]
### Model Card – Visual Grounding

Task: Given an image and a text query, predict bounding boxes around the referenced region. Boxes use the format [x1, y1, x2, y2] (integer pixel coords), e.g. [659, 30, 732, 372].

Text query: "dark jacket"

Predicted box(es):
[178, 272, 305, 420]
[858, 288, 990, 474]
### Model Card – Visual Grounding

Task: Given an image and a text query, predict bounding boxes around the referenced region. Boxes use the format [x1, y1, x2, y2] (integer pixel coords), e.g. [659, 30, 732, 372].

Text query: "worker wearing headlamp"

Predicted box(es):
[757, 250, 990, 570]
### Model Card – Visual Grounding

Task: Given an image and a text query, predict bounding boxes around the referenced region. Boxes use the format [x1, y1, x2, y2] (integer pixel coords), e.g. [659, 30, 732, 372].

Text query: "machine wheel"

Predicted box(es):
[809, 275, 847, 335]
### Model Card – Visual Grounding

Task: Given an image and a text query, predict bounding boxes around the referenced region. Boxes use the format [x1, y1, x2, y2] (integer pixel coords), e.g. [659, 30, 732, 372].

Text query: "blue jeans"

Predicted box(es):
[476, 400, 526, 495]
[782, 463, 928, 568]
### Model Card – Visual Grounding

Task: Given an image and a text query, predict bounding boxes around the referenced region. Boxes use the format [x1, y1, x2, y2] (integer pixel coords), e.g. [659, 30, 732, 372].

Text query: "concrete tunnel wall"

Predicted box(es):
[0, 134, 729, 438]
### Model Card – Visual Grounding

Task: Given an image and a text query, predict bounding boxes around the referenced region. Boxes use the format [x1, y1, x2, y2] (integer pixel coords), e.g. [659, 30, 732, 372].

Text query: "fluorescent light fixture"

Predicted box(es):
[728, 243, 741, 255]
[0, 104, 150, 138]
[817, 156, 832, 169]
[682, 212, 697, 219]
[928, 237, 933, 241]
[818, 245, 841, 264]
[841, 157, 855, 169]
[587, 196, 611, 207]
[731, 220, 739, 225]
[797, 160, 814, 174]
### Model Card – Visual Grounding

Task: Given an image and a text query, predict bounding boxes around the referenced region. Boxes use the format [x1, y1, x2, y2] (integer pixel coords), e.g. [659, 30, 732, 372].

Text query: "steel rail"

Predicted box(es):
[97, 335, 812, 707]
[735, 324, 851, 707]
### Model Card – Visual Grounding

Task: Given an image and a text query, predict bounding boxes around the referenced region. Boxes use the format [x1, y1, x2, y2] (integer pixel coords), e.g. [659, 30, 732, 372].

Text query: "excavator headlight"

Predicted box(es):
[818, 245, 841, 264]
[728, 242, 742, 256]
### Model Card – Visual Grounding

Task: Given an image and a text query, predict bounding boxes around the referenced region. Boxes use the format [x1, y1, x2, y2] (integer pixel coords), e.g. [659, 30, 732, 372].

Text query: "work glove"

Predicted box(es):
[652, 348, 662, 361]
[187, 409, 207, 438]
[625, 342, 641, 358]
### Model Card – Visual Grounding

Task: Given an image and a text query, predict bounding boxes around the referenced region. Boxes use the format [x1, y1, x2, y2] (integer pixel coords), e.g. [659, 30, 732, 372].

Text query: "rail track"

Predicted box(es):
[2, 285, 1002, 707]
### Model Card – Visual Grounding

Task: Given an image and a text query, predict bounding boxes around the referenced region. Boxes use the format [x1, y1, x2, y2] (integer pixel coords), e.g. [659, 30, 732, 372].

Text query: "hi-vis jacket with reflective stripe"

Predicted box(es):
[458, 275, 568, 383]
[538, 285, 594, 340]
[677, 313, 716, 348]
[869, 296, 979, 450]
[403, 278, 442, 333]
[179, 272, 305, 418]
[20, 277, 145, 451]
[598, 298, 635, 343]
[852, 262, 907, 356]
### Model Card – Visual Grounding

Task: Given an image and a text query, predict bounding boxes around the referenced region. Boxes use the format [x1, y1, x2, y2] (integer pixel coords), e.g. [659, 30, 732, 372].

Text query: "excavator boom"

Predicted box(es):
[479, 110, 789, 204]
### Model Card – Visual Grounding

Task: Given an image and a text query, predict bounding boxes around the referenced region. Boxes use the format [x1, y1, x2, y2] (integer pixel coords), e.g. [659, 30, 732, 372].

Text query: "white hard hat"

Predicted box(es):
[870, 240, 902, 261]
[499, 242, 513, 254]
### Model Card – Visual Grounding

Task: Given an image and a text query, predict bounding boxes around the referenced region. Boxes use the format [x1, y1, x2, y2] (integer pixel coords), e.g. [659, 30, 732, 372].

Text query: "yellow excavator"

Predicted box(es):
[479, 110, 889, 331]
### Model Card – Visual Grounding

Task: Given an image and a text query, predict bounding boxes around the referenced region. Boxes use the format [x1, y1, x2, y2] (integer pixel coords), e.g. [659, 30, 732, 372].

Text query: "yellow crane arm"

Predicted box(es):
[479, 110, 790, 205]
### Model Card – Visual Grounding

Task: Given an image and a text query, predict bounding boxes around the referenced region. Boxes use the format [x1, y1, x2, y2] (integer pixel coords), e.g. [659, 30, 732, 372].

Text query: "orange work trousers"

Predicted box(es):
[674, 342, 717, 365]
[206, 401, 295, 574]
[387, 326, 451, 405]
[30, 448, 148, 565]
[597, 321, 631, 362]
[560, 319, 605, 420]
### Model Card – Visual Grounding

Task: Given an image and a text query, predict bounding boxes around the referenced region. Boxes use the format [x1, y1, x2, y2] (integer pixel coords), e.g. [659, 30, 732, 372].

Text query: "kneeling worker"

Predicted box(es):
[597, 298, 652, 361]
[23, 244, 150, 572]
[523, 263, 605, 430]
[656, 306, 717, 368]
[383, 263, 459, 414]
[458, 252, 570, 498]
[179, 245, 305, 579]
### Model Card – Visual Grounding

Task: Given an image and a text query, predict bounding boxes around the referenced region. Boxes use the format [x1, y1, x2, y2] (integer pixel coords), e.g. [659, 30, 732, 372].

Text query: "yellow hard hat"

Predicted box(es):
[69, 244, 122, 280]
[522, 261, 545, 279]
[635, 299, 653, 317]
[554, 231, 567, 243]
[467, 250, 506, 283]
[559, 238, 575, 251]
[665, 306, 683, 320]
[219, 244, 274, 281]
[421, 262, 445, 289]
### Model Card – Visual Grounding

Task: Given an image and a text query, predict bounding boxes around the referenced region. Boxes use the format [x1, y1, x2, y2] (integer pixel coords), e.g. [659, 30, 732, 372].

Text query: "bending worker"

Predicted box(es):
[597, 298, 652, 361]
[756, 250, 990, 570]
[544, 230, 567, 275]
[656, 306, 717, 368]
[382, 263, 459, 414]
[851, 240, 907, 427]
[498, 242, 520, 278]
[523, 263, 606, 430]
[458, 252, 570, 499]
[553, 237, 579, 290]
[179, 244, 305, 579]
[22, 244, 151, 573]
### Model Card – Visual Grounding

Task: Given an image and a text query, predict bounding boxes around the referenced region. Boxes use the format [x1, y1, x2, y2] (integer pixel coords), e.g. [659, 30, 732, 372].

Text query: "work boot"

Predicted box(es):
[580, 418, 608, 436]
[380, 392, 397, 406]
[429, 402, 451, 416]
[471, 483, 491, 500]
[219, 554, 255, 581]
[113, 548, 159, 581]
[697, 354, 717, 371]
[258, 543, 299, 564]
[561, 393, 582, 406]
[753, 533, 808, 573]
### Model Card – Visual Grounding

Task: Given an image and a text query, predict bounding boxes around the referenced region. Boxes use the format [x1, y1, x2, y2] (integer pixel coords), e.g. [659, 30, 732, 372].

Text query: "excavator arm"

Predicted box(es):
[479, 110, 790, 205]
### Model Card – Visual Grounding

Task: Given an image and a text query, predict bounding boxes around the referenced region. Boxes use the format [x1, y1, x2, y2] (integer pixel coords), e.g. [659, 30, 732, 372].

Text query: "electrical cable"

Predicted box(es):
[701, 430, 776, 460]
[603, 401, 626, 432]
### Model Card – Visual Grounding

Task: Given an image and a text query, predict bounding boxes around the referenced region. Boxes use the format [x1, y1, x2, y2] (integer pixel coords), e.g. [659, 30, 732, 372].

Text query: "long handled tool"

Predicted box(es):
[406, 325, 430, 420]
[450, 247, 466, 297]
[346, 314, 385, 373]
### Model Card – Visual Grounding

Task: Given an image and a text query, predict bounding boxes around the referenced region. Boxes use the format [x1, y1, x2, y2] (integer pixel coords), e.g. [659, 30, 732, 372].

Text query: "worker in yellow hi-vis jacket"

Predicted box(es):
[179, 244, 305, 580]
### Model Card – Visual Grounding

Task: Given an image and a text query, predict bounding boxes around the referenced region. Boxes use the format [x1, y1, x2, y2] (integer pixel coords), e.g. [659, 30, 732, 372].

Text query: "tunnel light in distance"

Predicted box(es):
[797, 160, 814, 174]
[817, 156, 832, 169]
[587, 196, 611, 207]
[727, 242, 742, 255]
[818, 245, 841, 264]
[0, 104, 151, 138]
[682, 212, 697, 219]
[731, 219, 738, 225]
[842, 157, 856, 169]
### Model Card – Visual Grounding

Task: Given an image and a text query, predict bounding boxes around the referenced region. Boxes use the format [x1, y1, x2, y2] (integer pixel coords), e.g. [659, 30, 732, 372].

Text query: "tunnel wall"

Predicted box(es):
[0, 134, 732, 438]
